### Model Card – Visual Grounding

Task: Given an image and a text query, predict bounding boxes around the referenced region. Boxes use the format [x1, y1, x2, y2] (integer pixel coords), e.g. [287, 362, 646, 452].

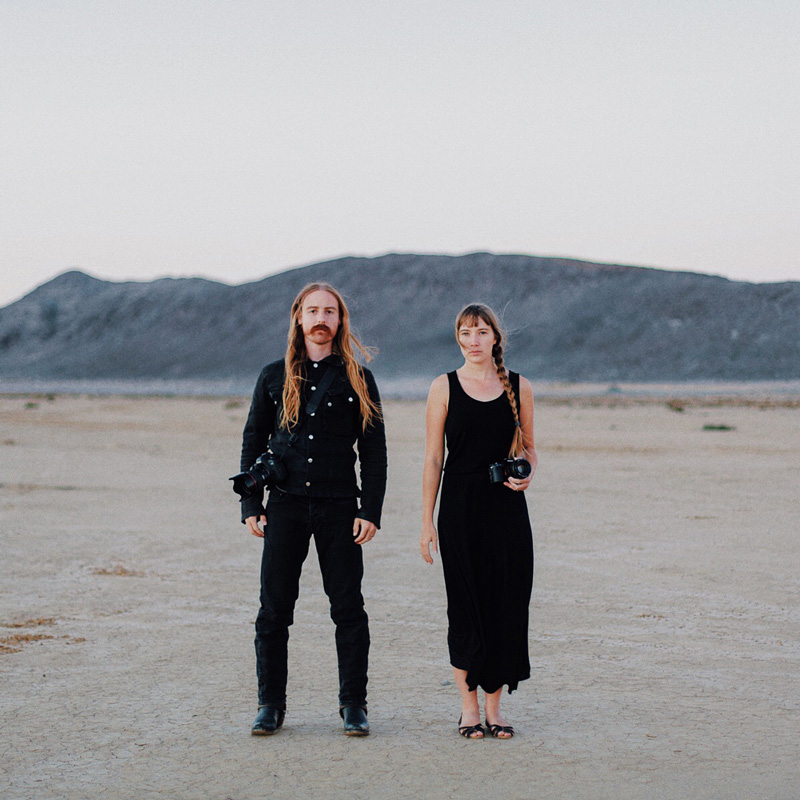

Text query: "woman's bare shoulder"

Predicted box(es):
[427, 374, 450, 403]
[517, 375, 534, 404]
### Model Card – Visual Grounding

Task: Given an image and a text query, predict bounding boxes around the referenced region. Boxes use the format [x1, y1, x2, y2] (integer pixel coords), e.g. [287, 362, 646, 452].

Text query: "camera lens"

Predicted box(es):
[231, 471, 260, 499]
[511, 458, 532, 479]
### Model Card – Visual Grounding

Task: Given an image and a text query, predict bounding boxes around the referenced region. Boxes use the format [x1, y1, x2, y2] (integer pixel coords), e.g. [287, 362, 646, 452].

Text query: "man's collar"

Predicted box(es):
[305, 353, 342, 367]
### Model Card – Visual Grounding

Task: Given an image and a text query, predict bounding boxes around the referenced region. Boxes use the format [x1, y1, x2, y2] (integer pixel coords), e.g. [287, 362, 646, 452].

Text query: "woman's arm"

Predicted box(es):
[420, 375, 448, 563]
[505, 376, 537, 491]
[520, 376, 537, 474]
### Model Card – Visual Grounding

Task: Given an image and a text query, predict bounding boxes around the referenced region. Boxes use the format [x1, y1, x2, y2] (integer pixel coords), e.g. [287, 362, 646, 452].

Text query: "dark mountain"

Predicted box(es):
[1, 254, 799, 384]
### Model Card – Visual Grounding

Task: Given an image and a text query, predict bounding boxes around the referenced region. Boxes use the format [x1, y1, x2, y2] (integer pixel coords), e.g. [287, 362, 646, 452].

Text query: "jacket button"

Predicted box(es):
[311, 386, 317, 391]
[308, 434, 314, 439]
[305, 481, 311, 487]
[308, 458, 313, 463]
[310, 412, 315, 416]
[348, 397, 354, 402]
[327, 402, 332, 407]
[312, 363, 319, 368]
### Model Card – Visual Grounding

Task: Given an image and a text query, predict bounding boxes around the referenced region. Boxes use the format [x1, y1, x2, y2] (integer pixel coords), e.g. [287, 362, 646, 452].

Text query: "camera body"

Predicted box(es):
[488, 457, 532, 484]
[230, 452, 287, 500]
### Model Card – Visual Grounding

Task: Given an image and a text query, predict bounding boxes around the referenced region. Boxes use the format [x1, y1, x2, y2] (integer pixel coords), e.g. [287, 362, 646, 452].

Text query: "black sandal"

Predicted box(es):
[485, 721, 515, 738]
[458, 715, 485, 739]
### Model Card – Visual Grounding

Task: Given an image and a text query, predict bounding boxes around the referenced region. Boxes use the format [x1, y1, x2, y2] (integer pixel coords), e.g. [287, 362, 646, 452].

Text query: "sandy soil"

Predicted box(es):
[1, 393, 798, 800]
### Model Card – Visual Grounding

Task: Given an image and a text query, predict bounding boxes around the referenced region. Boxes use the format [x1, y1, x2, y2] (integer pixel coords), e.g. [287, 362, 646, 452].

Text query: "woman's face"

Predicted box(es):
[457, 317, 497, 363]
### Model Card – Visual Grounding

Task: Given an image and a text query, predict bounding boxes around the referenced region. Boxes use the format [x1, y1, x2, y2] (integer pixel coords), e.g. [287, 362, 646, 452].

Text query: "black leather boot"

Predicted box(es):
[340, 705, 369, 736]
[251, 705, 286, 736]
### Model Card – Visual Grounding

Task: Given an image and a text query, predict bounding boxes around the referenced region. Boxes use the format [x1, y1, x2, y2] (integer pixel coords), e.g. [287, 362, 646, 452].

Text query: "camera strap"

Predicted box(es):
[279, 362, 341, 452]
[305, 364, 339, 417]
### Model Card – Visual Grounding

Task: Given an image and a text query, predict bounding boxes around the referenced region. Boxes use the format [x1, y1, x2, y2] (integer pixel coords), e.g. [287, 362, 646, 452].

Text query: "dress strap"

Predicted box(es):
[509, 371, 521, 408]
[447, 371, 461, 399]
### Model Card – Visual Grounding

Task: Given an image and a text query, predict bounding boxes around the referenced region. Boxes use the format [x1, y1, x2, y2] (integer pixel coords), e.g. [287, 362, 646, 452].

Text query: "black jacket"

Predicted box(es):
[239, 355, 387, 526]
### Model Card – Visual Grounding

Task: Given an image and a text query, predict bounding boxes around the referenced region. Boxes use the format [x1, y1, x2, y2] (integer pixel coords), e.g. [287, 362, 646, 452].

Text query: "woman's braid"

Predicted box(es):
[493, 342, 525, 458]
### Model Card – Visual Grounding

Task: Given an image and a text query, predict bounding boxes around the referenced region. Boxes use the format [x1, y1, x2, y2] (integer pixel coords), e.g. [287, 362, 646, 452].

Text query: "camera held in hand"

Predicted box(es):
[488, 457, 532, 484]
[230, 452, 287, 500]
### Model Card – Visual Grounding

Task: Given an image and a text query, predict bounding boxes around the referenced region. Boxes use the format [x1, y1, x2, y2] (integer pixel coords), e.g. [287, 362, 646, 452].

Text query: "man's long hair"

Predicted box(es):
[455, 303, 527, 458]
[281, 283, 381, 433]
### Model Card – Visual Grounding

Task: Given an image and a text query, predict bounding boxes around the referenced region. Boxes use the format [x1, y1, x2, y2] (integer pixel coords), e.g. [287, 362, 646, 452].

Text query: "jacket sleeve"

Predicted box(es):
[238, 366, 277, 522]
[355, 369, 388, 528]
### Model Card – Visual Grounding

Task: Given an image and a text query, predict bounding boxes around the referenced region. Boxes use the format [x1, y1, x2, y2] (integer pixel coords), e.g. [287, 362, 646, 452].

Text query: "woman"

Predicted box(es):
[420, 303, 537, 739]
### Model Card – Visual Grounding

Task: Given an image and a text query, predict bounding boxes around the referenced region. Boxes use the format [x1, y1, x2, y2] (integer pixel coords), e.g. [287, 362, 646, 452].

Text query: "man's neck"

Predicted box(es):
[304, 340, 333, 362]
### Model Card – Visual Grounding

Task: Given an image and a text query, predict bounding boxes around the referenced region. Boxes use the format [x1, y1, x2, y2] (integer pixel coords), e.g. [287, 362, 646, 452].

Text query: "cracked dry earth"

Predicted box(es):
[1, 393, 798, 800]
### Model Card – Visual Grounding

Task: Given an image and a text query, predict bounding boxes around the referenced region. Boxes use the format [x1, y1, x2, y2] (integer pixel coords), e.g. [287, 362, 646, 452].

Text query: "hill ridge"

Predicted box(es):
[2, 253, 798, 382]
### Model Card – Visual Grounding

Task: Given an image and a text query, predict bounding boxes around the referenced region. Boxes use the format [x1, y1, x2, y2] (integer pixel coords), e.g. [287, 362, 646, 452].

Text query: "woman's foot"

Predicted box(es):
[483, 688, 513, 738]
[484, 715, 514, 738]
[452, 668, 484, 738]
[458, 710, 485, 739]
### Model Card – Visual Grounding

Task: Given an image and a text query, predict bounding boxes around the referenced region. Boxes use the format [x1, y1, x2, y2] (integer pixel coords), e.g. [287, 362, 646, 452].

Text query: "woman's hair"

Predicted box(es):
[455, 303, 526, 458]
[282, 282, 381, 433]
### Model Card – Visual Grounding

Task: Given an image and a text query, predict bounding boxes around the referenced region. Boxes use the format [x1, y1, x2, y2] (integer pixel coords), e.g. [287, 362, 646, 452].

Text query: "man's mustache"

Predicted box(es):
[311, 324, 330, 332]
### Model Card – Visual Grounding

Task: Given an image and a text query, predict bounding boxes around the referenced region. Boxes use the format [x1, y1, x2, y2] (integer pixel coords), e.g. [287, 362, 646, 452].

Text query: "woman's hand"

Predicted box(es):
[504, 445, 537, 493]
[420, 523, 439, 564]
[504, 474, 532, 492]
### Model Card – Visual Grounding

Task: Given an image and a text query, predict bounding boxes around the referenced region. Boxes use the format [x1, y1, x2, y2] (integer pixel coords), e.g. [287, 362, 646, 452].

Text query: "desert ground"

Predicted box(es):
[1, 392, 798, 800]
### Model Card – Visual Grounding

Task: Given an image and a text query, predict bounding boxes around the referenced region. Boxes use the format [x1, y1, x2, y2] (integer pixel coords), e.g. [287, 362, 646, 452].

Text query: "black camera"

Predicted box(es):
[230, 452, 287, 500]
[488, 457, 532, 484]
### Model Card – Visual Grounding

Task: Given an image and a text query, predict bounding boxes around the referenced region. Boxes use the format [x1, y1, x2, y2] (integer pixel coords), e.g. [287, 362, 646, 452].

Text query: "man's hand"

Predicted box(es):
[245, 514, 267, 538]
[353, 518, 377, 545]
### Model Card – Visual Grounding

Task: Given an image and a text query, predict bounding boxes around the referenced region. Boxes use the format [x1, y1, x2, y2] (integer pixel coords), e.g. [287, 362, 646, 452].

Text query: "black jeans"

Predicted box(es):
[255, 491, 369, 709]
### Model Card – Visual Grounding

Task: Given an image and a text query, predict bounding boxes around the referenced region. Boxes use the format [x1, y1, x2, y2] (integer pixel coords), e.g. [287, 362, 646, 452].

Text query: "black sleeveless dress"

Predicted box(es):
[438, 371, 534, 694]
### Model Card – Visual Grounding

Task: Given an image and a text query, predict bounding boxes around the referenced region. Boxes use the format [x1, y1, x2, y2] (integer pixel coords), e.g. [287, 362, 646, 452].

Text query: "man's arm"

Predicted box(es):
[355, 369, 387, 529]
[239, 366, 277, 523]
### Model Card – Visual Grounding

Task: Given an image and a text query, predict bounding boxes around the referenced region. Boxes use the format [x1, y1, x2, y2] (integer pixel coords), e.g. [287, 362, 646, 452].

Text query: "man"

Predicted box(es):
[237, 282, 387, 737]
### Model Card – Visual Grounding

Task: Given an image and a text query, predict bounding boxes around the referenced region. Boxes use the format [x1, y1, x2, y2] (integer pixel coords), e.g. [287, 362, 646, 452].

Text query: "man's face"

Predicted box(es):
[299, 289, 341, 346]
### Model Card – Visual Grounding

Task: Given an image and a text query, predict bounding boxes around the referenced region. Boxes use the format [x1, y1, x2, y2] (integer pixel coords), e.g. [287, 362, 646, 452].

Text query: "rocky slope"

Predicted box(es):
[1, 253, 798, 383]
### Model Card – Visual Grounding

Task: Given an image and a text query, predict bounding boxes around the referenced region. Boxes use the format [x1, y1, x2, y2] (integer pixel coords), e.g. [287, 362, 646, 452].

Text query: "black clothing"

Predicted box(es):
[239, 355, 387, 526]
[256, 491, 369, 708]
[240, 354, 386, 710]
[437, 370, 533, 694]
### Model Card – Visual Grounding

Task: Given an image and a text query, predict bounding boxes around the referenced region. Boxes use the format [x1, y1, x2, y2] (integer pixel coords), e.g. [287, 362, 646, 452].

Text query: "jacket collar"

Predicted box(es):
[306, 353, 343, 368]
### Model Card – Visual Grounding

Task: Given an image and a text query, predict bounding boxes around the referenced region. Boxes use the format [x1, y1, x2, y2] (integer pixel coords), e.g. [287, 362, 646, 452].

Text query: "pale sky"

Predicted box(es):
[2, 0, 798, 308]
